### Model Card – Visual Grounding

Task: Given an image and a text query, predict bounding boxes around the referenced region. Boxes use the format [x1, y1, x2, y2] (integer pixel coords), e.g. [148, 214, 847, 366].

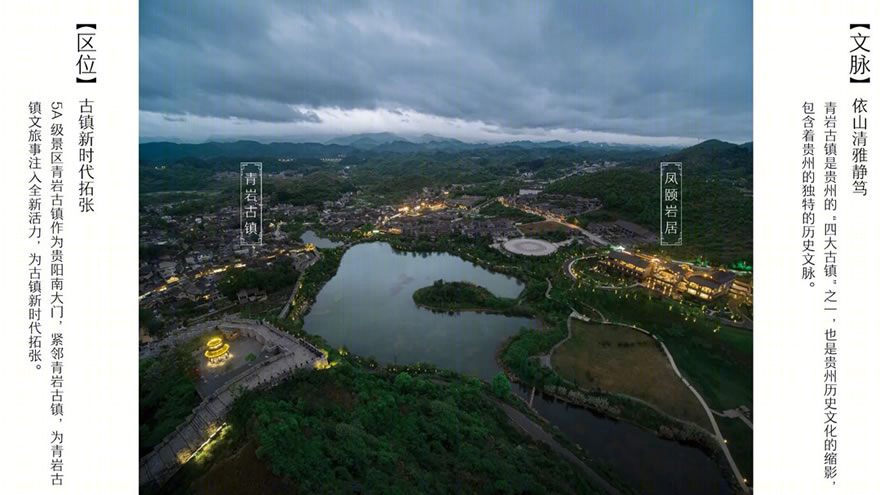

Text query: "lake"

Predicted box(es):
[304, 242, 531, 380]
[302, 241, 731, 495]
[300, 230, 344, 248]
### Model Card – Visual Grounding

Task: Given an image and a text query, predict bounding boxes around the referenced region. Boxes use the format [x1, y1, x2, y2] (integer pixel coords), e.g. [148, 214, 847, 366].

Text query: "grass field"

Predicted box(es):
[660, 328, 753, 412]
[561, 277, 753, 415]
[715, 415, 753, 483]
[551, 319, 712, 430]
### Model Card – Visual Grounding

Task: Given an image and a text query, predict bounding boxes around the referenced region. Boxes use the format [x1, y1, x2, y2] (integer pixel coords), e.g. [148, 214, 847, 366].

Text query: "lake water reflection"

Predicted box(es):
[300, 230, 343, 248]
[304, 242, 531, 381]
[303, 241, 731, 495]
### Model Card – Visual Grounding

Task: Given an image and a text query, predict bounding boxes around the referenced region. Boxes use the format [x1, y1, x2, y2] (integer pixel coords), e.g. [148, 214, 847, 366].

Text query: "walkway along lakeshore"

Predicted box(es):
[534, 271, 750, 493]
[139, 318, 328, 488]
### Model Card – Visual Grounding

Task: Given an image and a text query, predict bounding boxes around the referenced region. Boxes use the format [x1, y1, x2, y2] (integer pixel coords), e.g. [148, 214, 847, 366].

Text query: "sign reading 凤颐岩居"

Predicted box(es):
[660, 162, 682, 246]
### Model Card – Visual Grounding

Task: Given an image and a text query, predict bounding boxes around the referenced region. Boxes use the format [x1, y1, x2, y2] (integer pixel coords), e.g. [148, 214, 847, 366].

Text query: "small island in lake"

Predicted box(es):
[413, 280, 534, 317]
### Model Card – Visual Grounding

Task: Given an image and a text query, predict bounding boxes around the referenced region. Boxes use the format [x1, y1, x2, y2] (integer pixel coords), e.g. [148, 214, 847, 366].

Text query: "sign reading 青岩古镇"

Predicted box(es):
[240, 162, 263, 246]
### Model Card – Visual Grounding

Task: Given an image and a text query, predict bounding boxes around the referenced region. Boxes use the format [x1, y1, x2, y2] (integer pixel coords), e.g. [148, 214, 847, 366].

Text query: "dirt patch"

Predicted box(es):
[552, 320, 711, 430]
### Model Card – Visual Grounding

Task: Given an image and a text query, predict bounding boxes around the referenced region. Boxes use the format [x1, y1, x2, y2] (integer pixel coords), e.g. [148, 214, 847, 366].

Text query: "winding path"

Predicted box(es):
[565, 317, 750, 493]
[139, 318, 328, 489]
[500, 198, 609, 246]
[712, 408, 754, 430]
[540, 274, 750, 493]
[564, 256, 589, 280]
[494, 400, 621, 495]
[279, 251, 322, 319]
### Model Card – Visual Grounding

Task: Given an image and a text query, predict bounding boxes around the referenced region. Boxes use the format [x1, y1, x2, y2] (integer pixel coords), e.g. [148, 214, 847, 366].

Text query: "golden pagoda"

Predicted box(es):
[204, 336, 230, 363]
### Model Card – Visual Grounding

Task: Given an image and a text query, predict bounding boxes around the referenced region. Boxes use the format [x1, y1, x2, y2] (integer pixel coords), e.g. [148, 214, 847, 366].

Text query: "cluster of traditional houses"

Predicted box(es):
[319, 205, 392, 233]
[601, 250, 752, 302]
[585, 220, 658, 246]
[501, 193, 602, 220]
[384, 210, 521, 240]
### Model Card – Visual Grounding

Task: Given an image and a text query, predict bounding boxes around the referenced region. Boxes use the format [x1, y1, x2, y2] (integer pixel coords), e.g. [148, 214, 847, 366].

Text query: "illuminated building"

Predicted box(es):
[729, 278, 753, 302]
[204, 337, 230, 363]
[645, 263, 690, 298]
[601, 251, 744, 303]
[601, 251, 655, 279]
[683, 270, 737, 301]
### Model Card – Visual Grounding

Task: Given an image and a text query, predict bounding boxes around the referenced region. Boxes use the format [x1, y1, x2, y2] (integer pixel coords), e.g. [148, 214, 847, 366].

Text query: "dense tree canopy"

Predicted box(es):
[223, 365, 603, 495]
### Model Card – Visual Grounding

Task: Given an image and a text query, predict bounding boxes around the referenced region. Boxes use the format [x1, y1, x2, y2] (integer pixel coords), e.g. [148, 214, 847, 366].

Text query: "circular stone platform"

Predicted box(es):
[502, 238, 557, 256]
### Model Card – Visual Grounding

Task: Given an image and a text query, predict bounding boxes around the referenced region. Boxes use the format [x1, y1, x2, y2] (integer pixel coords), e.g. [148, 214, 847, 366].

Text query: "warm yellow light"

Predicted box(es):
[205, 337, 229, 360]
[205, 344, 230, 359]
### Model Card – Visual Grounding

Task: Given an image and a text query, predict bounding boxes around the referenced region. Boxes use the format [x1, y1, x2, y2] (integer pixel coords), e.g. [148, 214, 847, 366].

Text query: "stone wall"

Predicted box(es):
[139, 319, 327, 488]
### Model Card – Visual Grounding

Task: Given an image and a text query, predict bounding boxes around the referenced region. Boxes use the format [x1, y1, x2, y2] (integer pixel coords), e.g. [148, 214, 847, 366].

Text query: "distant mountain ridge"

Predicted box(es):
[140, 135, 692, 162]
[139, 140, 352, 162]
[626, 139, 752, 175]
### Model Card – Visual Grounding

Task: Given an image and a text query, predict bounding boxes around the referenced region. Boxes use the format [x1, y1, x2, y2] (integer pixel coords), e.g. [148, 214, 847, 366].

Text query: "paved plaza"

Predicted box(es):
[502, 238, 557, 256]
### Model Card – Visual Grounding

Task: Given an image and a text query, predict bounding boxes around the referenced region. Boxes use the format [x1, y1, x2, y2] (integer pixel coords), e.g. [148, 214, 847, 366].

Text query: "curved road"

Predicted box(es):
[495, 399, 620, 495]
[542, 272, 750, 493]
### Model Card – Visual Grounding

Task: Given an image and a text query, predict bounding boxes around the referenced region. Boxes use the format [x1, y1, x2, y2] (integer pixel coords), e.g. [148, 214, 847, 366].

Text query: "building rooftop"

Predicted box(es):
[608, 251, 653, 270]
[710, 270, 738, 285]
[688, 275, 722, 290]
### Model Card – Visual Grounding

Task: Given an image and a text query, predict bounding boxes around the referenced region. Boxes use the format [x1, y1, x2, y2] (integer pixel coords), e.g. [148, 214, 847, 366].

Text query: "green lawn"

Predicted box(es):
[716, 415, 753, 484]
[552, 320, 712, 430]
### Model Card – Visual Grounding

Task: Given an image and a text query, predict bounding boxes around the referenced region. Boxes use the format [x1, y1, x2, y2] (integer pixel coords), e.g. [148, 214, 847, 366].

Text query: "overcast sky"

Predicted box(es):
[140, 0, 752, 145]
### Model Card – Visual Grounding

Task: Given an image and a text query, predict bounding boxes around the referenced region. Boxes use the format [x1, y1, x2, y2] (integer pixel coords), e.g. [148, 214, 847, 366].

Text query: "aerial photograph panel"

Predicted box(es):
[138, 1, 753, 494]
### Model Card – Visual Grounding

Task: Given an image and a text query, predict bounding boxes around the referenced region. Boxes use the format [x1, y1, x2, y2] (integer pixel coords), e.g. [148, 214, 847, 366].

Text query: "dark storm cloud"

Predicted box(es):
[140, 0, 752, 142]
